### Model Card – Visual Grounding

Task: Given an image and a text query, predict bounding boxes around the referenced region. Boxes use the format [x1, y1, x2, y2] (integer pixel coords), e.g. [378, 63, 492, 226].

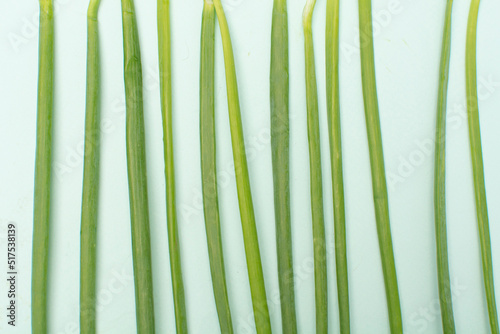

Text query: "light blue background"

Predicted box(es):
[1, 0, 499, 333]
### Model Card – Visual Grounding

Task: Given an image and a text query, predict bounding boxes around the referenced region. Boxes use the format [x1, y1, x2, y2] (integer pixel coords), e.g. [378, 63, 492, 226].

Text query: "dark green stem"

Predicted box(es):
[32, 1, 54, 333]
[80, 1, 101, 333]
[434, 0, 455, 333]
[270, 0, 297, 332]
[200, 1, 234, 333]
[121, 0, 156, 332]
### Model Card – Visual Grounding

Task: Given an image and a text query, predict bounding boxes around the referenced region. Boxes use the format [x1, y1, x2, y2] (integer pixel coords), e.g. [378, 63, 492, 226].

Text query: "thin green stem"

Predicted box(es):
[434, 0, 455, 333]
[326, 0, 349, 332]
[157, 1, 188, 332]
[358, 0, 402, 332]
[212, 1, 272, 332]
[32, 1, 54, 333]
[303, 1, 328, 333]
[466, 1, 499, 332]
[80, 1, 101, 333]
[199, 1, 234, 333]
[121, 0, 156, 332]
[270, 0, 297, 332]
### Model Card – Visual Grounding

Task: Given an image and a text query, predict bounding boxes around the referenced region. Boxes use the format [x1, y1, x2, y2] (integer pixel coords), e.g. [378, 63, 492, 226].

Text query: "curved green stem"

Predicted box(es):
[326, 0, 349, 332]
[199, 1, 234, 333]
[434, 0, 455, 333]
[121, 0, 156, 332]
[466, 1, 499, 332]
[80, 1, 101, 333]
[358, 0, 402, 332]
[32, 1, 54, 333]
[303, 1, 328, 333]
[270, 0, 297, 331]
[212, 1, 272, 332]
[157, 1, 188, 332]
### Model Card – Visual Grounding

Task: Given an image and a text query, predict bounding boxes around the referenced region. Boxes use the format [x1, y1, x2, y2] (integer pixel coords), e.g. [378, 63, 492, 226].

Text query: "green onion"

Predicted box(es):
[199, 1, 234, 333]
[157, 0, 188, 332]
[212, 1, 272, 332]
[358, 0, 402, 332]
[303, 0, 328, 333]
[80, 0, 101, 333]
[325, 0, 349, 332]
[434, 0, 455, 332]
[270, 0, 297, 332]
[466, 1, 499, 332]
[121, 0, 156, 332]
[32, 0, 54, 332]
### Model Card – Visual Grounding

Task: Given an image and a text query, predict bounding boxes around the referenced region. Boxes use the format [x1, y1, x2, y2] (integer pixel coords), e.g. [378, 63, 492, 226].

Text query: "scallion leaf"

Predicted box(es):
[32, 0, 55, 332]
[303, 0, 328, 332]
[433, 0, 455, 332]
[325, 0, 350, 331]
[80, 1, 102, 333]
[358, 0, 402, 332]
[199, 0, 234, 332]
[157, 0, 188, 332]
[213, 1, 272, 332]
[121, 0, 156, 331]
[465, 1, 499, 332]
[270, 0, 297, 331]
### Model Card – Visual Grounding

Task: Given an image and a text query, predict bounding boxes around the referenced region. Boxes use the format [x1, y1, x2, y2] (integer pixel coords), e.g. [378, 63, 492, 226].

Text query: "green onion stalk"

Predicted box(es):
[213, 0, 272, 332]
[157, 0, 188, 332]
[80, 0, 102, 333]
[303, 0, 328, 333]
[32, 0, 54, 332]
[121, 0, 156, 332]
[326, 0, 349, 331]
[466, 1, 499, 332]
[270, 0, 297, 332]
[433, 0, 455, 332]
[199, 0, 234, 333]
[358, 0, 402, 332]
